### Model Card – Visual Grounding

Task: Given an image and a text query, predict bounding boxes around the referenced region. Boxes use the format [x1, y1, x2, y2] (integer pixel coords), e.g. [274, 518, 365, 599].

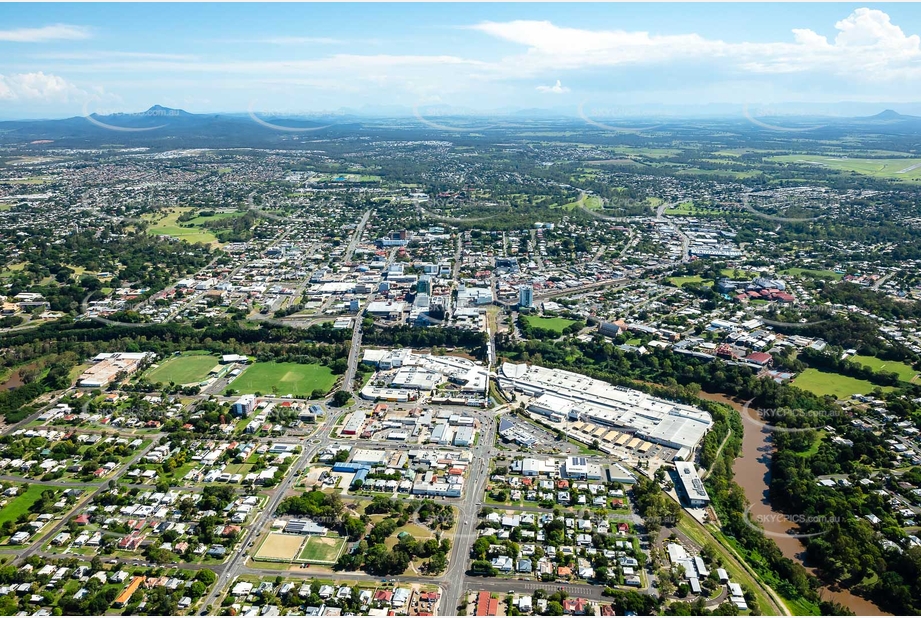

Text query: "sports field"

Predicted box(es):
[228, 362, 336, 396]
[522, 315, 578, 334]
[255, 533, 305, 561]
[297, 536, 347, 563]
[771, 155, 921, 181]
[780, 267, 843, 280]
[849, 355, 919, 383]
[792, 368, 895, 399]
[146, 353, 218, 385]
[668, 275, 712, 288]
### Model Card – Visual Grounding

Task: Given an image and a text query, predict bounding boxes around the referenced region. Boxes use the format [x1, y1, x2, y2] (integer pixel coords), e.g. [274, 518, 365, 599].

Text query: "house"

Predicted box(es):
[491, 556, 513, 572]
[562, 598, 588, 615]
[476, 591, 499, 617]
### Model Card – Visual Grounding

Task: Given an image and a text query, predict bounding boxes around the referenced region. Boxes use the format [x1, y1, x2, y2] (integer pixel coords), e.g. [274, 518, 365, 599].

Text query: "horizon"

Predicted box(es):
[3, 101, 921, 123]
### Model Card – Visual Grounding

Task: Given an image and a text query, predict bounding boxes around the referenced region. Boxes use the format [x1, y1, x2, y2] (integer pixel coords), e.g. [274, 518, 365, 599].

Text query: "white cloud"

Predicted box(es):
[469, 8, 921, 81]
[536, 80, 569, 94]
[0, 24, 91, 43]
[0, 72, 83, 102]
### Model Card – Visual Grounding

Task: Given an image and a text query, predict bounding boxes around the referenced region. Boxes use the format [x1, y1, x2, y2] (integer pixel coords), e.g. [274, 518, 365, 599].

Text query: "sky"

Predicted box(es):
[3, 3, 921, 119]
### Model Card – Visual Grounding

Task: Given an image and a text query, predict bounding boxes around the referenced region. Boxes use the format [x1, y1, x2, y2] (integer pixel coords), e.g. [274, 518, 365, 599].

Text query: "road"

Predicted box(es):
[200, 414, 339, 610]
[11, 438, 161, 565]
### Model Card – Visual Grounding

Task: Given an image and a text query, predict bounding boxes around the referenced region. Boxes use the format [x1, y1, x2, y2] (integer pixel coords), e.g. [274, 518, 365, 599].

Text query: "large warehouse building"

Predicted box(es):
[498, 362, 712, 458]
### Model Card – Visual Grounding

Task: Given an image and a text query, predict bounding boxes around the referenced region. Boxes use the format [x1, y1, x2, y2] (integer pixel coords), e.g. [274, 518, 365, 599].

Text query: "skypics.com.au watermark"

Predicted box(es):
[247, 100, 334, 133]
[740, 399, 849, 434]
[578, 101, 662, 133]
[82, 98, 179, 132]
[742, 504, 840, 539]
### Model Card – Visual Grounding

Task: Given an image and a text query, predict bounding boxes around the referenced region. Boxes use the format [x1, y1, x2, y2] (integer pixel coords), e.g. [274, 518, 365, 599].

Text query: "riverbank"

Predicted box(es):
[698, 391, 889, 616]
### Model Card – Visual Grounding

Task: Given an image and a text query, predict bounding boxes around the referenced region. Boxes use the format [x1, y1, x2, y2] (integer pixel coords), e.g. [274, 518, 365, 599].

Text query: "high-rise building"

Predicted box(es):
[417, 275, 432, 295]
[519, 285, 534, 309]
[230, 394, 256, 418]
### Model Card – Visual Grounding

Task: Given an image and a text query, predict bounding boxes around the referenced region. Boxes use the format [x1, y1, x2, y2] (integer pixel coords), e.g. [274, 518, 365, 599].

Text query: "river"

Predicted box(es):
[0, 369, 25, 392]
[698, 391, 889, 616]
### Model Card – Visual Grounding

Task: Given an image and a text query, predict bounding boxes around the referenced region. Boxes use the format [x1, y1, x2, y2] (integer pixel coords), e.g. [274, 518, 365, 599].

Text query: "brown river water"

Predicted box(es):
[697, 391, 889, 616]
[0, 369, 25, 391]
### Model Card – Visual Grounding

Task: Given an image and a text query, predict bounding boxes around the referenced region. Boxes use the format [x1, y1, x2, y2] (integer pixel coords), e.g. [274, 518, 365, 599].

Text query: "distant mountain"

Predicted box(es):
[863, 109, 918, 122]
[0, 105, 353, 148]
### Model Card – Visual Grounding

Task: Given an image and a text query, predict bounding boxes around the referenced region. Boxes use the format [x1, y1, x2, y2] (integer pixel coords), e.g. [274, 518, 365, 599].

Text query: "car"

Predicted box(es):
[508, 590, 515, 594]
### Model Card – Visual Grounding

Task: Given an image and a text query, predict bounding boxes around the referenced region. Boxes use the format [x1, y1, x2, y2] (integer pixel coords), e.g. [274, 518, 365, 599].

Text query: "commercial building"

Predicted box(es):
[675, 463, 710, 507]
[499, 362, 712, 457]
[453, 426, 476, 447]
[284, 519, 329, 535]
[340, 411, 366, 436]
[230, 394, 256, 418]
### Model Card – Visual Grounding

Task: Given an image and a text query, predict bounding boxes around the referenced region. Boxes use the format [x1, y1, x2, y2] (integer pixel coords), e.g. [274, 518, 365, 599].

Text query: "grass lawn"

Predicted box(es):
[664, 201, 722, 215]
[146, 353, 219, 385]
[720, 268, 757, 278]
[780, 267, 843, 281]
[668, 275, 712, 288]
[792, 368, 895, 399]
[298, 536, 347, 563]
[849, 354, 919, 383]
[142, 208, 222, 245]
[0, 485, 59, 525]
[561, 194, 604, 211]
[227, 362, 337, 397]
[522, 315, 578, 334]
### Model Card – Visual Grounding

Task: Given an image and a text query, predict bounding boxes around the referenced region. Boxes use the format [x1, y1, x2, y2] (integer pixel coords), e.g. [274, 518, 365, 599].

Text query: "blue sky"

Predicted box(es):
[3, 3, 921, 119]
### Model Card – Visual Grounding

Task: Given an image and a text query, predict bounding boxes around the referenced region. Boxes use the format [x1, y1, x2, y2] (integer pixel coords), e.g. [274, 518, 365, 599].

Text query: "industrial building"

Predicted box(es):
[78, 352, 151, 388]
[499, 362, 712, 458]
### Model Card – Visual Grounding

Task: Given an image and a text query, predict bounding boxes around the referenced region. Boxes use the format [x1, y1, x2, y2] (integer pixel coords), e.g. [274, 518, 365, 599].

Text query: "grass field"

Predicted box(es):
[668, 275, 712, 287]
[298, 536, 347, 563]
[523, 315, 578, 334]
[143, 207, 244, 245]
[255, 533, 305, 561]
[792, 368, 895, 399]
[228, 362, 336, 397]
[0, 485, 59, 526]
[664, 201, 722, 215]
[146, 353, 219, 385]
[771, 154, 921, 181]
[780, 267, 843, 280]
[561, 194, 604, 211]
[849, 355, 919, 383]
[720, 268, 757, 278]
[143, 208, 220, 245]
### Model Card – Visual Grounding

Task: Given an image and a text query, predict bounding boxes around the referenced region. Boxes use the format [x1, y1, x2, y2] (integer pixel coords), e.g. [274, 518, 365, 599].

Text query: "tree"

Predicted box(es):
[332, 391, 352, 407]
[545, 601, 564, 616]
